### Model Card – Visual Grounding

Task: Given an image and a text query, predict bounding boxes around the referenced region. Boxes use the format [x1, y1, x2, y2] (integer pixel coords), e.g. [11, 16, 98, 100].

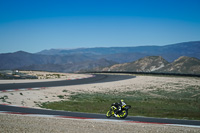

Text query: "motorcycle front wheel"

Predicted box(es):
[119, 110, 128, 119]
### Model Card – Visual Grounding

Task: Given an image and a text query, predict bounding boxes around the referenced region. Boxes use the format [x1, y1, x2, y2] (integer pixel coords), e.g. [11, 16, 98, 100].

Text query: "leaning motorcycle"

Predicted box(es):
[106, 104, 131, 119]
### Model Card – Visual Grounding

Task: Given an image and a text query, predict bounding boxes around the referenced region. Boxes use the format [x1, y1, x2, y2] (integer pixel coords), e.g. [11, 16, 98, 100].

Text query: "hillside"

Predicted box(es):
[0, 51, 95, 70]
[100, 56, 200, 74]
[103, 56, 168, 72]
[156, 56, 200, 74]
[20, 58, 116, 73]
[102, 56, 169, 72]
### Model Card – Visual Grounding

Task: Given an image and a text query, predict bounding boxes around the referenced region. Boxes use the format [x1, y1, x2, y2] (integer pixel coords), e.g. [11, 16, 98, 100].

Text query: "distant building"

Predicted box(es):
[12, 70, 19, 75]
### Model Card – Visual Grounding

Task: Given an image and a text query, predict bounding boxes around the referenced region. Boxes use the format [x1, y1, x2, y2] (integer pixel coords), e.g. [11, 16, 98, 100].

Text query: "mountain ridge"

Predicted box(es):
[0, 41, 200, 73]
[37, 41, 200, 62]
[37, 41, 200, 55]
[100, 56, 200, 74]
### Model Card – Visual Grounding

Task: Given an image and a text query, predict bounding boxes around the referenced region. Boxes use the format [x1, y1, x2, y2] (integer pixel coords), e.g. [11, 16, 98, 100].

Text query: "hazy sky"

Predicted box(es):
[0, 0, 200, 53]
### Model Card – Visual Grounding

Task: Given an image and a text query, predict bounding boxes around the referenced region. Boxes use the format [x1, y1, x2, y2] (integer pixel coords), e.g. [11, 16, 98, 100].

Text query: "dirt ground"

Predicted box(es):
[0, 114, 200, 133]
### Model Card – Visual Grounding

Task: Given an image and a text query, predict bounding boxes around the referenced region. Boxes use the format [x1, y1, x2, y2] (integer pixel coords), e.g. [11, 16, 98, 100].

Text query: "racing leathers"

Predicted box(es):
[111, 100, 126, 117]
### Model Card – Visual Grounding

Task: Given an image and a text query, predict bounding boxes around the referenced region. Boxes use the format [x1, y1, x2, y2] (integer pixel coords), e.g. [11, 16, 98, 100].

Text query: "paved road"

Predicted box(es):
[0, 74, 134, 90]
[1, 104, 200, 126]
[0, 74, 200, 127]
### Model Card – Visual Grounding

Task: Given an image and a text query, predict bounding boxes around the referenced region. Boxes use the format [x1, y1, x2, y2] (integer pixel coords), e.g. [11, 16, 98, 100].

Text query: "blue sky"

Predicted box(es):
[0, 0, 200, 53]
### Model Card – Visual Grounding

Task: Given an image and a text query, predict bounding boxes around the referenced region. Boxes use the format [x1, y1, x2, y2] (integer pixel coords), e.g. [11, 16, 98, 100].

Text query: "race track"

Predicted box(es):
[0, 74, 200, 127]
[0, 74, 133, 90]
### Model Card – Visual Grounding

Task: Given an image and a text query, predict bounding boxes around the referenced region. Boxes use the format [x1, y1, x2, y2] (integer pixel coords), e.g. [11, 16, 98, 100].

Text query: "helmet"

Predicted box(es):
[120, 99, 126, 106]
[120, 99, 124, 103]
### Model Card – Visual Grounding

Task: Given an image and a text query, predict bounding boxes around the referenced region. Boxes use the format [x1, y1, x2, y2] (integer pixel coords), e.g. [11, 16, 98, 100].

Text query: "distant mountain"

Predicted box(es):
[101, 53, 150, 63]
[101, 56, 169, 72]
[0, 51, 94, 69]
[156, 56, 200, 74]
[0, 41, 200, 73]
[37, 41, 200, 62]
[99, 56, 200, 74]
[20, 58, 116, 73]
[38, 41, 200, 56]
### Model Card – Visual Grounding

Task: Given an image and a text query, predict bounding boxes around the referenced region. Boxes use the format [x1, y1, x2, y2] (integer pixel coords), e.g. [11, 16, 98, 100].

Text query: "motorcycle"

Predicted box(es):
[106, 104, 131, 119]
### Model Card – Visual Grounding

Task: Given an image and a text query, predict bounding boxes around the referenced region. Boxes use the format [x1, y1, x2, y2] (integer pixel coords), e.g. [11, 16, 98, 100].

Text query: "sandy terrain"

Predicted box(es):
[0, 71, 93, 84]
[0, 114, 200, 133]
[0, 72, 200, 132]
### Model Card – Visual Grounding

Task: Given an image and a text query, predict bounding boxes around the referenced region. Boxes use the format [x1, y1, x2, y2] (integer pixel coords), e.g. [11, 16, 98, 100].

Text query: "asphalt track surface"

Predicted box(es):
[0, 74, 200, 127]
[0, 74, 132, 90]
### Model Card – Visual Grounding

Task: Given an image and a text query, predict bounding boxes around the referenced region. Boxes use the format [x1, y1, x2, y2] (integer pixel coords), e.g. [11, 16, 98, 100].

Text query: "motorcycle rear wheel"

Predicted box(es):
[106, 110, 112, 118]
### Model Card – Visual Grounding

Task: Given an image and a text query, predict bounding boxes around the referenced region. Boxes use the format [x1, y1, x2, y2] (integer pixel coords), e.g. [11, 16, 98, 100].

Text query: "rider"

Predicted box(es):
[112, 99, 126, 117]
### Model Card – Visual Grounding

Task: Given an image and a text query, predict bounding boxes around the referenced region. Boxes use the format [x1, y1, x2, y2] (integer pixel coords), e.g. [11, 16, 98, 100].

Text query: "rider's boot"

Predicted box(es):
[114, 114, 119, 117]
